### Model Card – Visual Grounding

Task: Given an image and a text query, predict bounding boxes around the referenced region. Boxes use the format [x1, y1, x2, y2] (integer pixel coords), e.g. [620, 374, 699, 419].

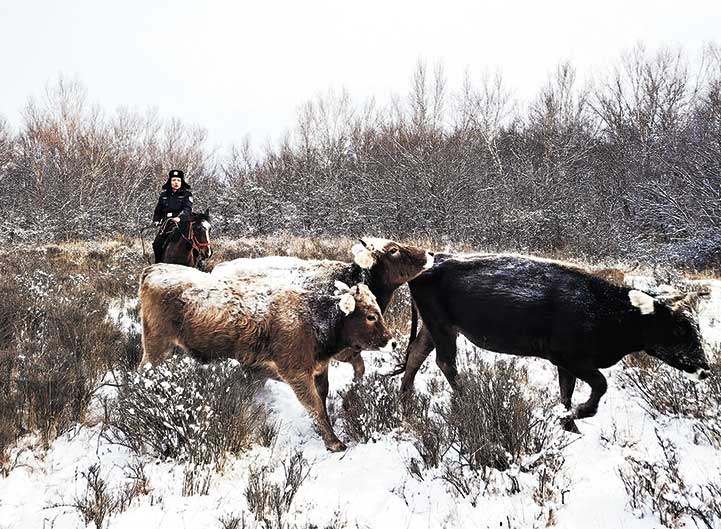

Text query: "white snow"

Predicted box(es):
[1, 278, 720, 529]
[106, 298, 140, 335]
[212, 256, 343, 290]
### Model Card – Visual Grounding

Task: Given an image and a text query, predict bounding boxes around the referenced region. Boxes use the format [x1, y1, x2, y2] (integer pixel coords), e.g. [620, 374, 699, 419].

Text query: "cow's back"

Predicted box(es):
[140, 263, 273, 362]
[211, 256, 353, 295]
[410, 254, 637, 359]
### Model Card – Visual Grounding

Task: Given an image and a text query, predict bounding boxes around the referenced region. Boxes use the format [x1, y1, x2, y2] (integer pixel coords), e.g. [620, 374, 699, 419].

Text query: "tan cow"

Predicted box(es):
[139, 264, 392, 451]
[211, 237, 434, 378]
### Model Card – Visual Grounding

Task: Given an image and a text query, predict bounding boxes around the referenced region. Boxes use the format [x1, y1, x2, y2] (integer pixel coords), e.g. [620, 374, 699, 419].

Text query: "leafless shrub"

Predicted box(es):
[618, 430, 721, 528]
[338, 359, 569, 513]
[123, 460, 152, 499]
[68, 464, 119, 529]
[62, 462, 149, 529]
[182, 464, 212, 497]
[110, 356, 270, 468]
[218, 513, 249, 529]
[257, 419, 281, 449]
[0, 260, 126, 458]
[688, 481, 721, 529]
[336, 372, 431, 443]
[245, 451, 311, 529]
[433, 361, 570, 511]
[618, 355, 721, 448]
[442, 361, 564, 472]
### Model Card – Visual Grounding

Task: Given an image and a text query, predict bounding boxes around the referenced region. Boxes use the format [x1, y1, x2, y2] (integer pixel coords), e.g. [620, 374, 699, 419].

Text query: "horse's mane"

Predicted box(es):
[188, 210, 210, 223]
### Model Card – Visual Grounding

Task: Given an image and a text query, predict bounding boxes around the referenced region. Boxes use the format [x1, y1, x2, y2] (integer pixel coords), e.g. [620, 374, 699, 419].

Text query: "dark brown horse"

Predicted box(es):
[157, 209, 213, 269]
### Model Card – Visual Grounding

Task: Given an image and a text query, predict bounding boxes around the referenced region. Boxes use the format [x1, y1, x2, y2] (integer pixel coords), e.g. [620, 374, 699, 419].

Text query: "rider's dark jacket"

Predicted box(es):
[152, 177, 193, 222]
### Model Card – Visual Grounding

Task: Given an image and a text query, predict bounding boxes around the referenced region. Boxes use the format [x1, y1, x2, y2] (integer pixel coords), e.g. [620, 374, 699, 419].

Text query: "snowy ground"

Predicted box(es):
[1, 280, 720, 529]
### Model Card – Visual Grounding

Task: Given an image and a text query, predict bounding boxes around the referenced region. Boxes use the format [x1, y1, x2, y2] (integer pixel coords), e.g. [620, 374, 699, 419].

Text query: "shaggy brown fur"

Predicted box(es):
[211, 237, 433, 378]
[139, 264, 392, 451]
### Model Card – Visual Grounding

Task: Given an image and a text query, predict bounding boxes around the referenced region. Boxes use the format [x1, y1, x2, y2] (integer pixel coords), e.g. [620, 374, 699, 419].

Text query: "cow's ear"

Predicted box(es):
[629, 290, 656, 315]
[338, 293, 356, 315]
[352, 247, 374, 269]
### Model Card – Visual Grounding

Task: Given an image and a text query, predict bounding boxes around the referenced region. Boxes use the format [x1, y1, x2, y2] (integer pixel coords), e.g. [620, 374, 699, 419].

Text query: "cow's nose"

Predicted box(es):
[391, 340, 397, 350]
[698, 368, 710, 380]
[428, 251, 435, 256]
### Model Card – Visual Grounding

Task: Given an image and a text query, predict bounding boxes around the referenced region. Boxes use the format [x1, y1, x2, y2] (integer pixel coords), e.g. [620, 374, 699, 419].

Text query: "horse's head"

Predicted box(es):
[190, 208, 213, 260]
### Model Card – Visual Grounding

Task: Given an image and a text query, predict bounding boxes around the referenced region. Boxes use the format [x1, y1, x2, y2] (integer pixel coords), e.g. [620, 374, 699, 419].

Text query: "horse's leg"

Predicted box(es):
[152, 237, 164, 264]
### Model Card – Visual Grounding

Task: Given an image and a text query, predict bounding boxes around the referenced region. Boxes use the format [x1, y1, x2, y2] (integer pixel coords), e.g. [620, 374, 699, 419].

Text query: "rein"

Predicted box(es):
[180, 219, 212, 258]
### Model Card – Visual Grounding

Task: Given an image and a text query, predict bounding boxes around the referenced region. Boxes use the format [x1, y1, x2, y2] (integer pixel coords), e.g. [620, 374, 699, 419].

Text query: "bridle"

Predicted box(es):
[180, 218, 213, 260]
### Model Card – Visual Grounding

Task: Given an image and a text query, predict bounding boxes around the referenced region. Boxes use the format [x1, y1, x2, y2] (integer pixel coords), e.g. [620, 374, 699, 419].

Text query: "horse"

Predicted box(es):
[156, 209, 213, 269]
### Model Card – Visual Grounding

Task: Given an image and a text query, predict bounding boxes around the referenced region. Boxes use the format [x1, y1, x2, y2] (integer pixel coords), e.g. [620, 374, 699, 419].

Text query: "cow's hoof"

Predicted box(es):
[326, 440, 347, 452]
[560, 416, 581, 434]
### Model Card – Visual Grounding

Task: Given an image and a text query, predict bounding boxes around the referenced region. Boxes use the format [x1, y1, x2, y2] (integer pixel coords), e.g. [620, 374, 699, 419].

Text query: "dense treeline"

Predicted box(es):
[1, 44, 720, 265]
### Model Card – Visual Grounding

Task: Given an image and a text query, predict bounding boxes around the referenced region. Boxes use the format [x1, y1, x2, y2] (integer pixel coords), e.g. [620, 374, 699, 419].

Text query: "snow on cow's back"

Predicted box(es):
[142, 263, 217, 290]
[211, 255, 348, 292]
[141, 263, 277, 315]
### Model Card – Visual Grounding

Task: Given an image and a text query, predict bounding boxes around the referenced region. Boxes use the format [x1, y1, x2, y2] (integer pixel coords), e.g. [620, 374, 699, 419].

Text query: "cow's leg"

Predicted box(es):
[572, 369, 608, 420]
[557, 366, 581, 433]
[433, 331, 461, 392]
[287, 373, 345, 452]
[558, 366, 576, 410]
[400, 326, 435, 393]
[315, 370, 330, 415]
[334, 348, 365, 380]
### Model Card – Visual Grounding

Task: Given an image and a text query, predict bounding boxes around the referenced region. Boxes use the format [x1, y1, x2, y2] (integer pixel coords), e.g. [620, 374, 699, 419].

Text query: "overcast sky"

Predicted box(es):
[1, 0, 720, 152]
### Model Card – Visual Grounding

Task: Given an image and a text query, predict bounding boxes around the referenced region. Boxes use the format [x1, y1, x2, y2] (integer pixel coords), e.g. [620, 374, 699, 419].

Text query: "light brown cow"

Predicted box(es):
[139, 264, 392, 451]
[211, 237, 434, 378]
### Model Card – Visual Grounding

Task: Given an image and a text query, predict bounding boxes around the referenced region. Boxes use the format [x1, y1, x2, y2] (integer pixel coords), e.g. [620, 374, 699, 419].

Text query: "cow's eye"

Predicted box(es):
[389, 247, 399, 255]
[366, 314, 377, 322]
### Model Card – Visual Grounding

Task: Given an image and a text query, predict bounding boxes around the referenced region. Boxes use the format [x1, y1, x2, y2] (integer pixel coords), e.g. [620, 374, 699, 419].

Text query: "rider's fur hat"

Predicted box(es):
[162, 169, 191, 190]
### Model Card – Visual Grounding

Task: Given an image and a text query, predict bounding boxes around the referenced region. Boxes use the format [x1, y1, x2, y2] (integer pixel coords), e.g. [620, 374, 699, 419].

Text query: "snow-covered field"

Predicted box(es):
[1, 279, 720, 529]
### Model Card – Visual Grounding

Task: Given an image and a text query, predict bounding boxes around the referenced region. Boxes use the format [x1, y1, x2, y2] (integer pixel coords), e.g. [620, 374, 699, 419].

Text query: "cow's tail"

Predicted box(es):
[409, 299, 419, 344]
[386, 298, 419, 377]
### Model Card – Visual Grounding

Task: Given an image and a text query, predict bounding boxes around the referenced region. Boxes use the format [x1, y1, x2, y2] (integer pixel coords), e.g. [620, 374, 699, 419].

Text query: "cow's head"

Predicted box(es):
[629, 289, 711, 380]
[335, 281, 393, 352]
[351, 237, 434, 288]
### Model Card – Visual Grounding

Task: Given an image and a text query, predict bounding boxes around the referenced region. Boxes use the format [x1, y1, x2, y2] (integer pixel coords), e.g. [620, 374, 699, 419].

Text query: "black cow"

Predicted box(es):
[397, 253, 711, 431]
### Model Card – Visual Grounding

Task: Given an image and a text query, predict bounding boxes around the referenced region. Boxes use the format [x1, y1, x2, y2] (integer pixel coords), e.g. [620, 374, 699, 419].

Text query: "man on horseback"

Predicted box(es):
[152, 169, 193, 264]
